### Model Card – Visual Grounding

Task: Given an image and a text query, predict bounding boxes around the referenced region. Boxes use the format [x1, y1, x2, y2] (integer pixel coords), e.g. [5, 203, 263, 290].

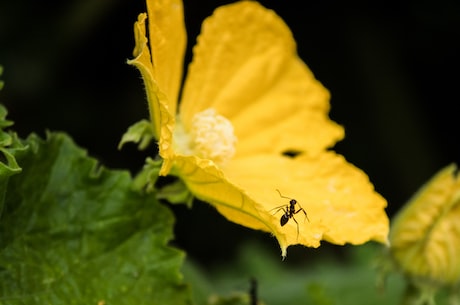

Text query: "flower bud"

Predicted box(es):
[390, 164, 460, 286]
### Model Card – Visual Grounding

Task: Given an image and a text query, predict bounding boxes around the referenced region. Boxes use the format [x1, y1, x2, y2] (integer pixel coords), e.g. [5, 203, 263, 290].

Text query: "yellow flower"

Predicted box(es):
[128, 0, 389, 257]
[390, 164, 460, 286]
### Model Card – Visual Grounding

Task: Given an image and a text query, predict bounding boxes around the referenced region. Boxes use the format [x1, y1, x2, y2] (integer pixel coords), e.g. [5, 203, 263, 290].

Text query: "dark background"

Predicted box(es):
[1, 0, 459, 263]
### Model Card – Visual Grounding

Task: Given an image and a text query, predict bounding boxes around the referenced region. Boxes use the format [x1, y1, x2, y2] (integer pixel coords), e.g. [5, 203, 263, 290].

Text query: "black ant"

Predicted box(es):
[270, 189, 309, 239]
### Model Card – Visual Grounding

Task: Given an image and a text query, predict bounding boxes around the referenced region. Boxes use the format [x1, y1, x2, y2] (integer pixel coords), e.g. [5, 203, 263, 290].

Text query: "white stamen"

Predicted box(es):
[174, 108, 237, 166]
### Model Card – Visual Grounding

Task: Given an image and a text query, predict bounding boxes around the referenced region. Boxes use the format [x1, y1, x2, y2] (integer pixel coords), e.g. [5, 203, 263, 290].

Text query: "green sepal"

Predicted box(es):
[157, 178, 194, 208]
[132, 158, 194, 207]
[132, 156, 163, 192]
[118, 119, 155, 150]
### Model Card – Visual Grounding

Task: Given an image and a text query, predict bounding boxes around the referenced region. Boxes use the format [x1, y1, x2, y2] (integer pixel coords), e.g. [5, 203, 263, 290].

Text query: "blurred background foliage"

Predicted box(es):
[1, 0, 459, 302]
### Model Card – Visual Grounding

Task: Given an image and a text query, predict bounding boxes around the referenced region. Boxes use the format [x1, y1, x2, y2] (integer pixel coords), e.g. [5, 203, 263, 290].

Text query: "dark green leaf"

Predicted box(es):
[0, 132, 192, 305]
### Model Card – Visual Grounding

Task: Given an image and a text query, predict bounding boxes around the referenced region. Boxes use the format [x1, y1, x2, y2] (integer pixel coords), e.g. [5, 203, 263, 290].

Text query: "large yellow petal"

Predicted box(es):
[177, 2, 282, 114]
[179, 1, 343, 155]
[232, 56, 344, 157]
[146, 0, 186, 115]
[224, 153, 389, 252]
[170, 151, 388, 257]
[180, 1, 294, 123]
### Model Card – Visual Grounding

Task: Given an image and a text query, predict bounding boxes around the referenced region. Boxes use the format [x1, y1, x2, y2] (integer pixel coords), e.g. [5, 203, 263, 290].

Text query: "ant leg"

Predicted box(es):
[295, 207, 310, 222]
[291, 215, 300, 241]
[269, 206, 287, 215]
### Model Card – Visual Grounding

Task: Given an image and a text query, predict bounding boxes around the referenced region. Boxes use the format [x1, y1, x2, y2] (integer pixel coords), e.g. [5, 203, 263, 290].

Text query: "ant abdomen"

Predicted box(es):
[280, 214, 289, 226]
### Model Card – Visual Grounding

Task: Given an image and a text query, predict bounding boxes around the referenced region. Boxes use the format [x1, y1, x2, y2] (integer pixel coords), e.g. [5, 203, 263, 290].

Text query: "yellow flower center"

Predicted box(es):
[175, 108, 237, 166]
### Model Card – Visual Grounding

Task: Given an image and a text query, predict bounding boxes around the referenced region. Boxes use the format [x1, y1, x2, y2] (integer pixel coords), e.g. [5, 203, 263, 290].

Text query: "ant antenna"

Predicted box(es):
[276, 189, 292, 200]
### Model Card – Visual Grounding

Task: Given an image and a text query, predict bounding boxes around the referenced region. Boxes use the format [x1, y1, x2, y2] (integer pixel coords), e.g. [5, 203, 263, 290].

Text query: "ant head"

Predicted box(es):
[290, 199, 297, 205]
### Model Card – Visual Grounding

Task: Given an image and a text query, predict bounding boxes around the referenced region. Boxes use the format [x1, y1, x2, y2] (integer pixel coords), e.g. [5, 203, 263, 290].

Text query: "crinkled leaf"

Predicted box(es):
[0, 104, 27, 219]
[0, 132, 192, 305]
[0, 105, 14, 130]
[0, 131, 25, 178]
[0, 105, 25, 177]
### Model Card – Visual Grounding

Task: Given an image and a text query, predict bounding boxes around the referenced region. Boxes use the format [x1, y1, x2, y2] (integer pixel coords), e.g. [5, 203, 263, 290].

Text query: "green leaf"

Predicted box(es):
[0, 104, 25, 175]
[0, 103, 27, 219]
[0, 132, 192, 305]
